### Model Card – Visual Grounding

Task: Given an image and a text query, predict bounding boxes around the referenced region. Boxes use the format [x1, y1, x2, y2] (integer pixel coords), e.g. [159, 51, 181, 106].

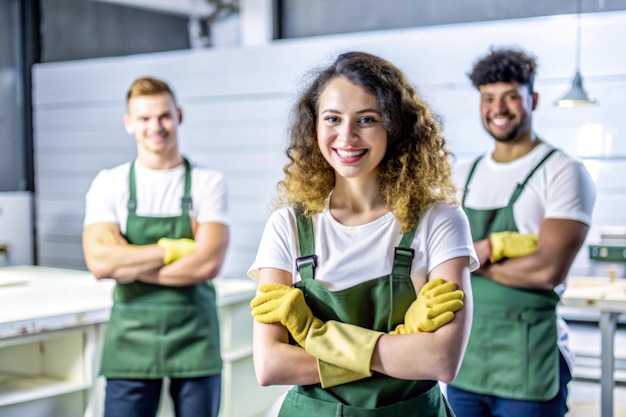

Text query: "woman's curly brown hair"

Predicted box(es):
[276, 51, 457, 232]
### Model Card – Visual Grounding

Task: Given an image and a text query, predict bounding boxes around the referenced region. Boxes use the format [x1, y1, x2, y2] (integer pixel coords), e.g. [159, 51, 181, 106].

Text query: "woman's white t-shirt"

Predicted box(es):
[248, 201, 478, 291]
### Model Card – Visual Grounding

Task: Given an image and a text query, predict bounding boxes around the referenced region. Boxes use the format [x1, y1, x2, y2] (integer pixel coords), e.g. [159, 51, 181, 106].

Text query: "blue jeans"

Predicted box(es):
[104, 375, 222, 417]
[446, 354, 571, 417]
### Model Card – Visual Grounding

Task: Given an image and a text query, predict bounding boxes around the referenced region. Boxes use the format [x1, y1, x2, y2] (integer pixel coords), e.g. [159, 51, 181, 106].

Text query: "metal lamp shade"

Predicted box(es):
[555, 71, 596, 108]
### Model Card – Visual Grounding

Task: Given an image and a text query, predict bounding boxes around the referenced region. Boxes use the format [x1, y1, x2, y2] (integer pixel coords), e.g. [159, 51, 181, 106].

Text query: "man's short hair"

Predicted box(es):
[468, 48, 537, 91]
[126, 76, 177, 104]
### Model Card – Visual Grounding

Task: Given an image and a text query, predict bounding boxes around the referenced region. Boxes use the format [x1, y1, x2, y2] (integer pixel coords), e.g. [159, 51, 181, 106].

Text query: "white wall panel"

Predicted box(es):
[180, 126, 286, 147]
[37, 217, 84, 238]
[38, 257, 87, 270]
[584, 160, 626, 189]
[34, 106, 125, 126]
[36, 177, 94, 195]
[36, 130, 133, 150]
[32, 11, 626, 279]
[36, 154, 131, 172]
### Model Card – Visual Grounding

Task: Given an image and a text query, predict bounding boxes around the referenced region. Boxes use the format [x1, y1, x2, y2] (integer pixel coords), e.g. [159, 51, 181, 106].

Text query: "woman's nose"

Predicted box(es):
[338, 122, 357, 143]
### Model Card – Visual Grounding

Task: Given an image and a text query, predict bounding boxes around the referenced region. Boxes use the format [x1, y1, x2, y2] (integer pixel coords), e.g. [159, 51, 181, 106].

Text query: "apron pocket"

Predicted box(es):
[454, 309, 559, 401]
[100, 303, 162, 378]
[101, 302, 222, 379]
[525, 311, 560, 400]
[487, 310, 559, 400]
[161, 304, 222, 376]
[487, 314, 528, 396]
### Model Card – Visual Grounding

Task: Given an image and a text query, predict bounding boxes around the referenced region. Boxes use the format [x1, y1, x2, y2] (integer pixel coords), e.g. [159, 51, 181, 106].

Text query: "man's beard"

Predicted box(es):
[491, 125, 520, 143]
[485, 114, 526, 143]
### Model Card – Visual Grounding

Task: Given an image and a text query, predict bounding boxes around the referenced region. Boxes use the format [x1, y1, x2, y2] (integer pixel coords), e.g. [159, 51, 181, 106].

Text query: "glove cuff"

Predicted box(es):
[306, 320, 383, 375]
[489, 232, 506, 262]
[317, 358, 370, 389]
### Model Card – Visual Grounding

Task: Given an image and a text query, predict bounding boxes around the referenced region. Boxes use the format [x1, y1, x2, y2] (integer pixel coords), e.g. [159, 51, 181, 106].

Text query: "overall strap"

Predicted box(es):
[127, 157, 194, 214]
[294, 208, 317, 281]
[391, 228, 417, 276]
[127, 160, 138, 213]
[508, 148, 558, 206]
[181, 157, 193, 214]
[462, 155, 485, 207]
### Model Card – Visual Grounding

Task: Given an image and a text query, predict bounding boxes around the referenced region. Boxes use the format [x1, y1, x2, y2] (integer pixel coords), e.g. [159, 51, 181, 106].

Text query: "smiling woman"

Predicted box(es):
[316, 76, 388, 190]
[247, 51, 478, 417]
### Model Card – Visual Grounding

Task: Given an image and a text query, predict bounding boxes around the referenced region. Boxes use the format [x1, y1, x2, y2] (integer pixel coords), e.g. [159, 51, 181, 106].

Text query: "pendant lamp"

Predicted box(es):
[555, 0, 596, 108]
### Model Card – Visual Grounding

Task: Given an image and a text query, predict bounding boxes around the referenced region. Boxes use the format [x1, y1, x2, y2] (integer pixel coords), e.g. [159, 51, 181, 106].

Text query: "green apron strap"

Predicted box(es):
[181, 157, 193, 215]
[294, 209, 417, 280]
[127, 160, 138, 213]
[128, 158, 193, 214]
[294, 207, 317, 281]
[391, 228, 416, 276]
[508, 148, 558, 205]
[462, 155, 485, 207]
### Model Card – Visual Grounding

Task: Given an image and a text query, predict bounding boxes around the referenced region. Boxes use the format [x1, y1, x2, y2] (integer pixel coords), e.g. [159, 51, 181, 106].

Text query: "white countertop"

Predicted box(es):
[0, 265, 256, 339]
[562, 276, 626, 313]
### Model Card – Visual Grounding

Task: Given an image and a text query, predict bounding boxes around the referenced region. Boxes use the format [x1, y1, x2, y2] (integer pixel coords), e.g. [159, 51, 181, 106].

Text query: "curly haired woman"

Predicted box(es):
[248, 51, 478, 417]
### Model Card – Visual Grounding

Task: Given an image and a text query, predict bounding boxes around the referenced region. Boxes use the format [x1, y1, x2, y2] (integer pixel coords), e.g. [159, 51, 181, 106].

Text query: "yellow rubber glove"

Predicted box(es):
[250, 284, 383, 376]
[313, 279, 463, 388]
[390, 278, 464, 334]
[490, 231, 538, 263]
[250, 284, 314, 346]
[316, 359, 370, 389]
[305, 319, 383, 376]
[312, 279, 462, 387]
[157, 238, 197, 265]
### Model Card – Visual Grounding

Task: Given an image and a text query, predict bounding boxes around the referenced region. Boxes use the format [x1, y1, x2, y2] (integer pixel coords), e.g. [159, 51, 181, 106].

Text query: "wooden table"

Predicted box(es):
[562, 276, 626, 417]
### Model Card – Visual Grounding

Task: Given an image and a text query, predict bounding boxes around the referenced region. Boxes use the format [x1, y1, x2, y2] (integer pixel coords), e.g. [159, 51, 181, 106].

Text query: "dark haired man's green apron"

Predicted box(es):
[451, 149, 560, 401]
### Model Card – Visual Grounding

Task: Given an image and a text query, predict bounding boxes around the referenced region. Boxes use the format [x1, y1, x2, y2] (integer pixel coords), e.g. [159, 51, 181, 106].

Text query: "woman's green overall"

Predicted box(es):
[277, 210, 456, 417]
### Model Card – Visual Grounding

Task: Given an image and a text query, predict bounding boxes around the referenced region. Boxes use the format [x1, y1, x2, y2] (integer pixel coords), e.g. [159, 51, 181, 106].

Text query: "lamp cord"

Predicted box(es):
[575, 0, 582, 70]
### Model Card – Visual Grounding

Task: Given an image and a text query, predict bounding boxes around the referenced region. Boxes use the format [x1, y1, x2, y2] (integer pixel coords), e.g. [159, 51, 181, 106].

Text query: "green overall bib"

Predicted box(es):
[278, 210, 456, 417]
[100, 158, 222, 379]
[451, 149, 560, 401]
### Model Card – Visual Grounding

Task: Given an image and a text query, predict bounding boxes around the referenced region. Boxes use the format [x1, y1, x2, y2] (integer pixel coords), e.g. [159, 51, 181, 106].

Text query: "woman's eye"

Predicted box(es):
[325, 116, 339, 123]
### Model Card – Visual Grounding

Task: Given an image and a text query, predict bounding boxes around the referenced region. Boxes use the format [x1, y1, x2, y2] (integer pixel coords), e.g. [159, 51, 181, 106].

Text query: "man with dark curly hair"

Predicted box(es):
[247, 51, 478, 416]
[447, 48, 596, 417]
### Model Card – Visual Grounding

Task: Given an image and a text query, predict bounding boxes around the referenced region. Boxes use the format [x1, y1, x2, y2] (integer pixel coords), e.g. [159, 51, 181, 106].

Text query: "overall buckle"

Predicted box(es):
[295, 254, 318, 272]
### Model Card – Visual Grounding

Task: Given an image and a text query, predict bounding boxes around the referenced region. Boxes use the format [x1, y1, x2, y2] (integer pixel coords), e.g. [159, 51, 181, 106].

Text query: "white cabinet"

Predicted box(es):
[0, 328, 98, 417]
[0, 266, 287, 417]
[0, 267, 111, 417]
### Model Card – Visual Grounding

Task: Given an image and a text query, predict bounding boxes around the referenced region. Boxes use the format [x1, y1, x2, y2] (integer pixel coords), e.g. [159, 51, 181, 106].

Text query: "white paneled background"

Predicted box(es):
[33, 11, 626, 280]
